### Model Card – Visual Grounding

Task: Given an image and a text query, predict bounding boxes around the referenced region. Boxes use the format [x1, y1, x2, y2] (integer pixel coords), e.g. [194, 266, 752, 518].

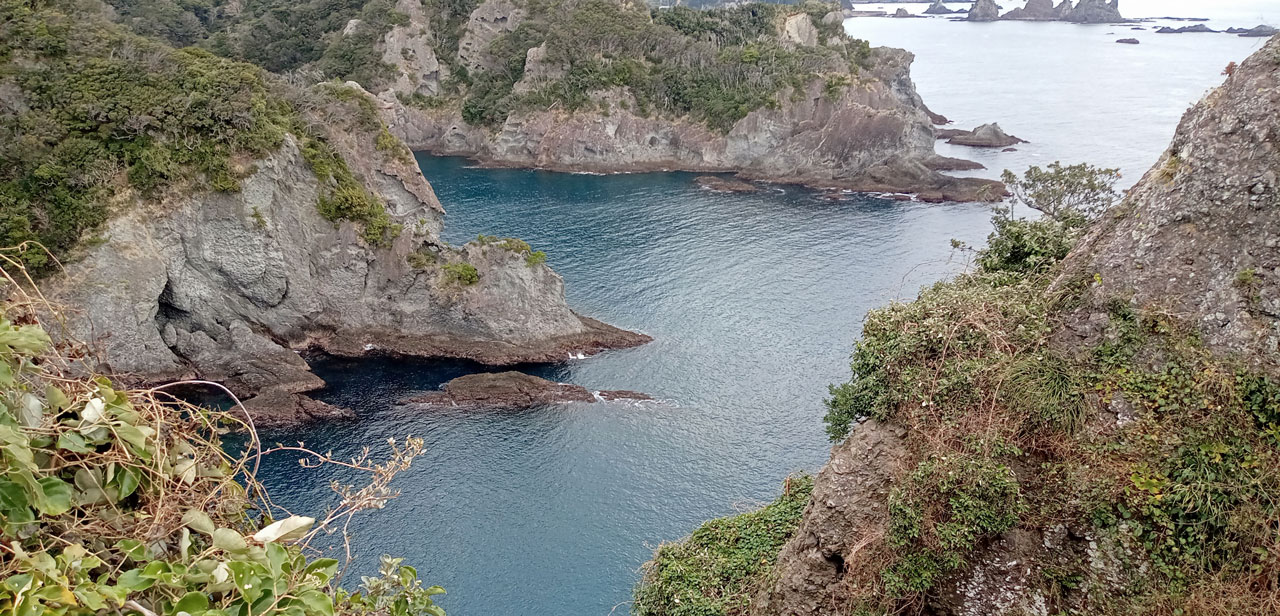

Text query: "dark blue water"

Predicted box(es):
[252, 156, 992, 615]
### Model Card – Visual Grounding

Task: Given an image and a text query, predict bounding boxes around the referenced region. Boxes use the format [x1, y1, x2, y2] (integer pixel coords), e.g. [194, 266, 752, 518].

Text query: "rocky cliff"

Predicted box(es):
[375, 1, 1001, 202]
[757, 35, 1280, 616]
[637, 34, 1280, 616]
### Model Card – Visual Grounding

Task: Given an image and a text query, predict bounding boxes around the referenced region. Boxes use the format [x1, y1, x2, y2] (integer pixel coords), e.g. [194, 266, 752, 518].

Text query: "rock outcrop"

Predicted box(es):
[1064, 0, 1123, 23]
[944, 122, 1027, 147]
[384, 47, 1001, 202]
[923, 1, 955, 15]
[1115, 37, 1139, 43]
[695, 176, 760, 193]
[1156, 24, 1217, 33]
[1000, 0, 1057, 21]
[456, 0, 526, 74]
[966, 0, 1001, 22]
[43, 109, 649, 421]
[399, 371, 651, 410]
[783, 12, 820, 45]
[1058, 34, 1280, 372]
[380, 0, 449, 98]
[1232, 25, 1280, 37]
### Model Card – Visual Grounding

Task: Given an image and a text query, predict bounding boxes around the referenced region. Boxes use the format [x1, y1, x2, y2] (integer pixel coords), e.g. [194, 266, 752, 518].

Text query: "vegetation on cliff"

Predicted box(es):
[457, 0, 870, 132]
[634, 475, 813, 616]
[97, 0, 871, 134]
[0, 266, 444, 616]
[0, 0, 405, 272]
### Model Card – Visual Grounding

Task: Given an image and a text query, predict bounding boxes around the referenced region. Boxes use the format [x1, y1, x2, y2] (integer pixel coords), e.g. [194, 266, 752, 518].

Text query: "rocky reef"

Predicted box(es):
[399, 371, 651, 410]
[941, 122, 1027, 147]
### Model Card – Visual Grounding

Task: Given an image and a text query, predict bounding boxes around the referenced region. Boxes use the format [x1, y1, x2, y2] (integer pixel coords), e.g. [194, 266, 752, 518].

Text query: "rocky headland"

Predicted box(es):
[11, 6, 649, 426]
[399, 371, 651, 410]
[364, 0, 1002, 202]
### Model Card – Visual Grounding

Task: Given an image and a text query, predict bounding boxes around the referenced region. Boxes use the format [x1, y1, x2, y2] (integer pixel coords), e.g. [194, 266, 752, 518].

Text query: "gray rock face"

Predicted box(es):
[43, 132, 649, 412]
[783, 12, 820, 45]
[456, 0, 526, 74]
[967, 0, 1001, 21]
[511, 43, 565, 95]
[1065, 0, 1123, 23]
[1053, 0, 1074, 19]
[1001, 0, 1058, 20]
[755, 421, 910, 615]
[381, 0, 449, 97]
[386, 48, 1002, 202]
[1058, 34, 1280, 373]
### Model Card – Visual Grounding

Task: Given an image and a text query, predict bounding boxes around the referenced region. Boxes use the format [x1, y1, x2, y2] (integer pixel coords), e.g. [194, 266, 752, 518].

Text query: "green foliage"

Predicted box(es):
[633, 475, 813, 616]
[455, 1, 871, 132]
[0, 300, 444, 616]
[344, 556, 446, 616]
[525, 250, 547, 267]
[882, 453, 1023, 596]
[442, 262, 479, 285]
[1000, 161, 1121, 224]
[0, 0, 292, 271]
[304, 137, 399, 246]
[407, 249, 438, 269]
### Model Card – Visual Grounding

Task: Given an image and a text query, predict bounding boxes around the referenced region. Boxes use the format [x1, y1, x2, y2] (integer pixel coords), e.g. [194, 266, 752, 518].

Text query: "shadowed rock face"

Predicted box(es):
[945, 122, 1028, 147]
[399, 371, 651, 410]
[1057, 34, 1280, 373]
[1001, 0, 1058, 21]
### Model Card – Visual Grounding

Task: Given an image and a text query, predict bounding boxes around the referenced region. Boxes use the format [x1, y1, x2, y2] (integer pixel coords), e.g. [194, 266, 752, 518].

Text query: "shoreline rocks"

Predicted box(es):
[1116, 37, 1139, 44]
[1156, 24, 1217, 33]
[966, 0, 1000, 22]
[399, 371, 652, 410]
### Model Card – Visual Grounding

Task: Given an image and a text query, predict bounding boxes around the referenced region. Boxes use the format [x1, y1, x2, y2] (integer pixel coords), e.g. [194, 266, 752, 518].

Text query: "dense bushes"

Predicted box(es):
[459, 1, 871, 132]
[0, 0, 293, 270]
[633, 476, 813, 616]
[815, 163, 1280, 612]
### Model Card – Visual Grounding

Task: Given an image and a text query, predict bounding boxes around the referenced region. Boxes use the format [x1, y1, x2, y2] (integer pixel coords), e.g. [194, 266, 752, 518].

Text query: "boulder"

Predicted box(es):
[399, 371, 651, 410]
[893, 8, 910, 17]
[945, 122, 1027, 147]
[966, 0, 1000, 21]
[783, 12, 820, 46]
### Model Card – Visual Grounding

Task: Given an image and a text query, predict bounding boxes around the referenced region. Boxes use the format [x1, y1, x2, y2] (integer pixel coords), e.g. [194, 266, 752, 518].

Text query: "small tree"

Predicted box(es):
[978, 162, 1122, 273]
[1000, 162, 1121, 224]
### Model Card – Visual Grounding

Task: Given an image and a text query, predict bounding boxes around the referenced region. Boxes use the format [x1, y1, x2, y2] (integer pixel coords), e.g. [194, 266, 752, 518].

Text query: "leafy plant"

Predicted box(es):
[442, 262, 479, 285]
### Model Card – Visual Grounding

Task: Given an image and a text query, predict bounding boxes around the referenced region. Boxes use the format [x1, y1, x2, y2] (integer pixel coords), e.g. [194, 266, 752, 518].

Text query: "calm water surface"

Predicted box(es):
[254, 9, 1272, 615]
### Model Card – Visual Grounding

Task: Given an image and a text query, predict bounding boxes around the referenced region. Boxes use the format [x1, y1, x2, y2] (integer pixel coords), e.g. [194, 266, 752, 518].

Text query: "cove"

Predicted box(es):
[250, 156, 993, 615]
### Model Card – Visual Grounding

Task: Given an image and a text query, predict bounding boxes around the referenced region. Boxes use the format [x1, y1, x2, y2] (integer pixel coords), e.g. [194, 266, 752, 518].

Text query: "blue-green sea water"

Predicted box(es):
[250, 156, 992, 615]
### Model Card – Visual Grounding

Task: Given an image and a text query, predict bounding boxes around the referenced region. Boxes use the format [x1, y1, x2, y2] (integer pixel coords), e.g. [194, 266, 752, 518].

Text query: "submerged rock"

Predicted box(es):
[400, 371, 651, 410]
[695, 176, 760, 193]
[240, 390, 355, 429]
[945, 122, 1028, 147]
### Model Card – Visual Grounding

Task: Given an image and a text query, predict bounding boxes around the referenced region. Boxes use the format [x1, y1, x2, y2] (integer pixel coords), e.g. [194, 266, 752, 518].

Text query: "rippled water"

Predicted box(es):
[252, 10, 1273, 616]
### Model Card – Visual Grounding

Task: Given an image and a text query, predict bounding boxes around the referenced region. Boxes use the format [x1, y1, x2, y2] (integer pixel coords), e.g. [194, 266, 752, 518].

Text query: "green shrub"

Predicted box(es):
[525, 250, 547, 267]
[633, 475, 813, 616]
[442, 262, 479, 285]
